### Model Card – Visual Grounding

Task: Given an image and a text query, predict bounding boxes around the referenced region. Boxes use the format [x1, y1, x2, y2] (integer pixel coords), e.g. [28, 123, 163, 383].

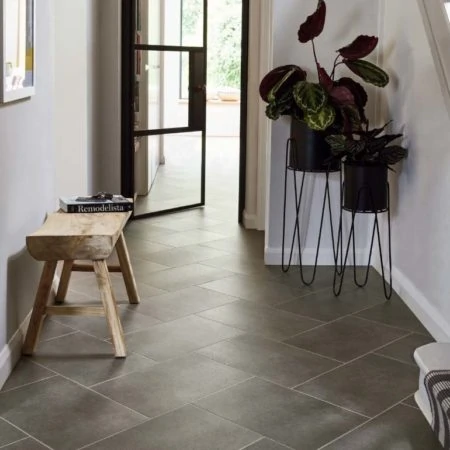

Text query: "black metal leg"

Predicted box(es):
[334, 182, 393, 300]
[281, 140, 341, 286]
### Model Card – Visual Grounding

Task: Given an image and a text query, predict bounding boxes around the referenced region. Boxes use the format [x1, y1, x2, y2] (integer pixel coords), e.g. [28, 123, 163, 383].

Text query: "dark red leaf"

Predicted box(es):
[335, 77, 368, 108]
[259, 65, 307, 102]
[298, 0, 326, 43]
[317, 64, 333, 92]
[330, 86, 355, 106]
[338, 35, 378, 60]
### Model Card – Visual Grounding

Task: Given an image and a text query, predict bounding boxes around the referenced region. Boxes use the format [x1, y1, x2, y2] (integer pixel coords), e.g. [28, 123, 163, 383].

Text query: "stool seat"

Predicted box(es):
[23, 210, 139, 358]
[26, 211, 131, 261]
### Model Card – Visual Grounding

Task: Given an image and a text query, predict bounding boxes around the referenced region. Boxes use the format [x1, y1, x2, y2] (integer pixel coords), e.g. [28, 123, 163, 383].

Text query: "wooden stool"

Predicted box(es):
[23, 211, 139, 358]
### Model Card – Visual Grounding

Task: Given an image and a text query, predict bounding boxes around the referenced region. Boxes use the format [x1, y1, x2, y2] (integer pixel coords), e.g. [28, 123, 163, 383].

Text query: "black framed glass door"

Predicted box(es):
[122, 0, 207, 218]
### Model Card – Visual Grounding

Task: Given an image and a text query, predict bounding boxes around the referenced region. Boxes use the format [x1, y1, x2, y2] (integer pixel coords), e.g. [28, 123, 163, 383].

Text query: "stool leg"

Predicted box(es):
[23, 261, 58, 356]
[116, 232, 140, 304]
[93, 260, 126, 358]
[55, 260, 73, 304]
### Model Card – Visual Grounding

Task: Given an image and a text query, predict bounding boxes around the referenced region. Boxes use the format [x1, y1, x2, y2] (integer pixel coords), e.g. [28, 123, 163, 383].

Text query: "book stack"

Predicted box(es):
[59, 194, 133, 213]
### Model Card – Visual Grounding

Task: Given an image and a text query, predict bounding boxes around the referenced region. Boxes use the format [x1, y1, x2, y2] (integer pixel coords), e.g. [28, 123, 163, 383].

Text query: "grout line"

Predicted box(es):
[238, 437, 265, 450]
[401, 401, 420, 411]
[28, 361, 150, 421]
[372, 351, 417, 368]
[316, 393, 417, 449]
[77, 379, 256, 450]
[352, 314, 430, 336]
[0, 437, 28, 449]
[40, 330, 79, 343]
[0, 418, 54, 449]
[0, 374, 59, 395]
[293, 332, 417, 389]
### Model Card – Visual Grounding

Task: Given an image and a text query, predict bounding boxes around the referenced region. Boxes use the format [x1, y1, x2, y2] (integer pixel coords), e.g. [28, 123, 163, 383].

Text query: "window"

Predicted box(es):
[180, 0, 242, 100]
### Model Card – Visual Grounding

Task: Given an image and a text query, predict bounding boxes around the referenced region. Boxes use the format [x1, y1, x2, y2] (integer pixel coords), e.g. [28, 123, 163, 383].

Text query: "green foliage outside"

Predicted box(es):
[182, 0, 242, 92]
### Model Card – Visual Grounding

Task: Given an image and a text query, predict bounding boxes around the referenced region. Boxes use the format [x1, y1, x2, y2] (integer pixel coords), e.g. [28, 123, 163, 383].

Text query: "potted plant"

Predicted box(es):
[259, 0, 390, 172]
[326, 122, 408, 212]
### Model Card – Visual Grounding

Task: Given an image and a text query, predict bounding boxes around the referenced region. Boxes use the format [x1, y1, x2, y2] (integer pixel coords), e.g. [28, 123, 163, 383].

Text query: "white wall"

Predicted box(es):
[0, 0, 55, 386]
[377, 0, 450, 340]
[54, 0, 89, 196]
[265, 0, 380, 265]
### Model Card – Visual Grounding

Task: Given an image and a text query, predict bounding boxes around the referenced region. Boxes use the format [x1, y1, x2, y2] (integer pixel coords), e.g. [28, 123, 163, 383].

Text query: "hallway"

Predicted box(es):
[0, 205, 441, 450]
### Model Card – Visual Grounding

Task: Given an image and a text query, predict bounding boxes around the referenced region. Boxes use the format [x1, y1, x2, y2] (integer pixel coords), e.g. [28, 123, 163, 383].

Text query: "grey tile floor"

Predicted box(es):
[0, 206, 442, 450]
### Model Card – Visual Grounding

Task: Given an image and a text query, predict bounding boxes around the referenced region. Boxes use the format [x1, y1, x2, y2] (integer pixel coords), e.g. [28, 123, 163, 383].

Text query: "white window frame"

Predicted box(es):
[417, 0, 450, 115]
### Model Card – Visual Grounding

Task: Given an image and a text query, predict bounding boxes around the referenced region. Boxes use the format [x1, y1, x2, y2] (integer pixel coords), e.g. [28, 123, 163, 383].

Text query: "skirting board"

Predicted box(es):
[0, 313, 31, 390]
[243, 211, 258, 230]
[0, 275, 59, 390]
[265, 247, 369, 266]
[372, 261, 450, 342]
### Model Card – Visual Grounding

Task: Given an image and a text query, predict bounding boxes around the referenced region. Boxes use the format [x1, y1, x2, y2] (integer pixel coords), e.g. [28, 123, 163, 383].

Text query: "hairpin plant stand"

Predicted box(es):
[333, 181, 393, 300]
[281, 137, 342, 286]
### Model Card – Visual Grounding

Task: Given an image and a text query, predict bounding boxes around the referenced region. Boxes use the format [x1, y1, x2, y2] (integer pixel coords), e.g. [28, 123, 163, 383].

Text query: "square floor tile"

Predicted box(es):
[0, 418, 25, 447]
[139, 244, 229, 268]
[1, 438, 50, 450]
[198, 300, 322, 341]
[298, 354, 419, 417]
[356, 299, 430, 335]
[322, 405, 442, 449]
[53, 307, 161, 340]
[0, 377, 146, 450]
[195, 378, 364, 450]
[139, 264, 234, 292]
[85, 404, 260, 450]
[93, 353, 251, 418]
[244, 439, 293, 449]
[33, 332, 155, 386]
[128, 286, 238, 322]
[375, 333, 434, 366]
[276, 286, 385, 323]
[200, 275, 303, 306]
[125, 315, 242, 361]
[284, 316, 408, 362]
[197, 334, 339, 388]
[1, 359, 55, 392]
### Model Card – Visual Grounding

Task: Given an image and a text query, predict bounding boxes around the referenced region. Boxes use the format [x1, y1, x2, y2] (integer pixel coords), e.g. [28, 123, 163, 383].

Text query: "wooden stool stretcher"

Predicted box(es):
[24, 211, 139, 358]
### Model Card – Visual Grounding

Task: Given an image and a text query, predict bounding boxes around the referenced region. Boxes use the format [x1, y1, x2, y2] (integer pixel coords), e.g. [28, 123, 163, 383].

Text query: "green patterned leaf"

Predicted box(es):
[293, 81, 327, 114]
[325, 135, 347, 150]
[304, 105, 336, 130]
[344, 59, 389, 87]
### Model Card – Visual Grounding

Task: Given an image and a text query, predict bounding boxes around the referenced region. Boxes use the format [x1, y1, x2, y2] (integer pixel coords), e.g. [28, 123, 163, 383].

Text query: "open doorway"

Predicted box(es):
[121, 0, 248, 222]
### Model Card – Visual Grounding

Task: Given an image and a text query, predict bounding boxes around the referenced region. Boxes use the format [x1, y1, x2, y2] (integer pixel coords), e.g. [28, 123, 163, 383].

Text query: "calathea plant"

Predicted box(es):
[259, 0, 389, 132]
[326, 122, 408, 166]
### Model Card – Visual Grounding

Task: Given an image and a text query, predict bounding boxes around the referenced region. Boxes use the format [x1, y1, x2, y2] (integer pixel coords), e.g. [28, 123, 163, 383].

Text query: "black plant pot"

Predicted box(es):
[288, 120, 340, 172]
[343, 162, 388, 213]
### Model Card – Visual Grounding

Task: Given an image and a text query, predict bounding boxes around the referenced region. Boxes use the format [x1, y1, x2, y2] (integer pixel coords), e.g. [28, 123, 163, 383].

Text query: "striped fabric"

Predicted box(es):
[425, 370, 450, 449]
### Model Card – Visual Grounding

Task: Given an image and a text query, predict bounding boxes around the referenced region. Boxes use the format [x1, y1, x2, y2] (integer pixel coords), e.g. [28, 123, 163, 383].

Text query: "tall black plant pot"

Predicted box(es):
[343, 162, 388, 213]
[282, 119, 342, 286]
[289, 119, 340, 172]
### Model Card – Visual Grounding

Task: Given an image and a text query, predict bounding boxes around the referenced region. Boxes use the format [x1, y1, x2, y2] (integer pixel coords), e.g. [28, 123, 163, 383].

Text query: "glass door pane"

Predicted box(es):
[130, 0, 207, 218]
[136, 0, 204, 47]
